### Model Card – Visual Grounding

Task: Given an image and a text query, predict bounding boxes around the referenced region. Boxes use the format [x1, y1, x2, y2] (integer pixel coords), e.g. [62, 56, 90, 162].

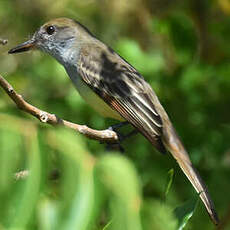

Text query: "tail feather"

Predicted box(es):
[163, 124, 219, 225]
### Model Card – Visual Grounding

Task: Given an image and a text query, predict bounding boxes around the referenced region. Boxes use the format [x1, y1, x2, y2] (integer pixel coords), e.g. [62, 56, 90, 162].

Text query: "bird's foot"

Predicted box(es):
[103, 122, 128, 152]
[107, 121, 129, 132]
[103, 121, 139, 152]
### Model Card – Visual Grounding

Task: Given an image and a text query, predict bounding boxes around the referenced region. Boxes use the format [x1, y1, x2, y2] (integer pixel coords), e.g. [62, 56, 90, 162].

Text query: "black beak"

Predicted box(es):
[8, 38, 36, 54]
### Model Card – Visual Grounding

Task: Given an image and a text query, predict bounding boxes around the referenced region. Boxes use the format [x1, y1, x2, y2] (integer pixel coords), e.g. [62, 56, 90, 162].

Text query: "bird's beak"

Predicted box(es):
[8, 38, 36, 54]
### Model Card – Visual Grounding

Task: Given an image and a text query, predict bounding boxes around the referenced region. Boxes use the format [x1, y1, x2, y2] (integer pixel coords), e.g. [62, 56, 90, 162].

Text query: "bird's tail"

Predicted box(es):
[162, 123, 219, 225]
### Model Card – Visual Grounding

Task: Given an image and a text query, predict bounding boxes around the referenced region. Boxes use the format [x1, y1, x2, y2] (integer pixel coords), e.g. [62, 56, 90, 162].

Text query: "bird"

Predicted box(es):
[8, 17, 219, 225]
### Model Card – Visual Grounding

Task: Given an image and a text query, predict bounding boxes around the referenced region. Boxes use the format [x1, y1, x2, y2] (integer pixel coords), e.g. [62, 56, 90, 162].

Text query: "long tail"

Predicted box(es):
[162, 122, 219, 225]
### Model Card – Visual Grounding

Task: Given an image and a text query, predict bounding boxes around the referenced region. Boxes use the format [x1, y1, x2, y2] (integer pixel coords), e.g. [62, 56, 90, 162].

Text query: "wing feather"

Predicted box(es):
[77, 44, 166, 153]
[75, 44, 219, 223]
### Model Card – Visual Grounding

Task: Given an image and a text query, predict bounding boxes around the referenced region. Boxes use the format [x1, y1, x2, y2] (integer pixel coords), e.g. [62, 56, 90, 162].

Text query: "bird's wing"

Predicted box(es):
[78, 45, 166, 153]
[77, 44, 219, 225]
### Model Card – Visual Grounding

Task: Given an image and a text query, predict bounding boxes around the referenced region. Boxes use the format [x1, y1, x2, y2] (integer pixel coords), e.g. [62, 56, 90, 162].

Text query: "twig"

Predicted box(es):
[14, 169, 61, 181]
[0, 74, 119, 142]
[14, 170, 29, 180]
[0, 38, 8, 45]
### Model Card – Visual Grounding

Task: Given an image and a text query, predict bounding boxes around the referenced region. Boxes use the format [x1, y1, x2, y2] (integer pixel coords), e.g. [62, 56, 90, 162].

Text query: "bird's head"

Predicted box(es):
[8, 17, 94, 64]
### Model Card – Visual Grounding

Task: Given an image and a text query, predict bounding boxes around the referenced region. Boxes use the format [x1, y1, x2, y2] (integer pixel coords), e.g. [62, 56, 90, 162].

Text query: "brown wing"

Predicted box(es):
[77, 44, 219, 225]
[77, 44, 166, 153]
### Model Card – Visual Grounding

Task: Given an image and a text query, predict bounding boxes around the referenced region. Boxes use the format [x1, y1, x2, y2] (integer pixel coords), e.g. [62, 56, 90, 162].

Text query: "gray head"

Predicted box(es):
[8, 18, 94, 64]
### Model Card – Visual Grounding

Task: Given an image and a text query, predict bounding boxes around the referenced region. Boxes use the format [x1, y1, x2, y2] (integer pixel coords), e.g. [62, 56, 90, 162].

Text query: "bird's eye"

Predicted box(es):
[46, 25, 55, 35]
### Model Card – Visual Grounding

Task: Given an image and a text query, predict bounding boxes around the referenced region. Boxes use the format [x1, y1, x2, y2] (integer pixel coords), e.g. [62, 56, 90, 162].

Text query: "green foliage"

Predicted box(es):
[164, 169, 174, 199]
[1, 0, 230, 229]
[95, 154, 142, 230]
[174, 197, 199, 230]
[142, 199, 177, 230]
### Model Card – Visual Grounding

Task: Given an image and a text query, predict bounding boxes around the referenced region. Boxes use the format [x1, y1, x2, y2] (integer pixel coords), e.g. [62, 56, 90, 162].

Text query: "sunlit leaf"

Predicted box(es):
[10, 129, 41, 228]
[95, 154, 142, 230]
[50, 129, 96, 230]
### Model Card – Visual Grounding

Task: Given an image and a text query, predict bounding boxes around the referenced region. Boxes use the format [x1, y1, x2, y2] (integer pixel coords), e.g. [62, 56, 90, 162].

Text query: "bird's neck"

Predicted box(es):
[53, 45, 80, 69]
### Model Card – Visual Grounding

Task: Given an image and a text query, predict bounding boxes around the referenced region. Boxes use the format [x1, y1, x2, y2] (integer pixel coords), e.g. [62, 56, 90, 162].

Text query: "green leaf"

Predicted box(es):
[174, 196, 199, 230]
[38, 198, 58, 230]
[51, 129, 96, 230]
[102, 220, 113, 230]
[95, 154, 142, 230]
[10, 130, 41, 228]
[142, 199, 177, 230]
[164, 168, 174, 199]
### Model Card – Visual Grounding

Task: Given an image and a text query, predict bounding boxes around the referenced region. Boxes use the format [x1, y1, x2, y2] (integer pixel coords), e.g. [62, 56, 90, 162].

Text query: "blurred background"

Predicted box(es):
[0, 0, 230, 229]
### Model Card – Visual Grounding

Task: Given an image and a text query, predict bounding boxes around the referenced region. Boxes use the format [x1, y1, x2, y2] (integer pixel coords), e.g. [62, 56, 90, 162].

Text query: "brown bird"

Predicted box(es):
[8, 17, 219, 225]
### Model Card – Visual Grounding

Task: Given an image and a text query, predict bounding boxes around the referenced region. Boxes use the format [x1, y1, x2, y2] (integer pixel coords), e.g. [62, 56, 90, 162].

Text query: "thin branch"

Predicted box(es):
[0, 38, 8, 45]
[0, 74, 119, 142]
[14, 169, 60, 181]
[14, 170, 29, 180]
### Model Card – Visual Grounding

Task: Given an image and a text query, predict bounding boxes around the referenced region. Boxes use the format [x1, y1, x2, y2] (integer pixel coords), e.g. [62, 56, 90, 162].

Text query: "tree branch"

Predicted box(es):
[0, 74, 119, 142]
[0, 38, 8, 45]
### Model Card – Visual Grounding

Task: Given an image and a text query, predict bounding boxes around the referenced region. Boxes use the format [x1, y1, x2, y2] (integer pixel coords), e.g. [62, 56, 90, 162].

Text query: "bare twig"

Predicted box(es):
[14, 169, 61, 181]
[0, 74, 119, 142]
[14, 170, 29, 180]
[0, 38, 8, 45]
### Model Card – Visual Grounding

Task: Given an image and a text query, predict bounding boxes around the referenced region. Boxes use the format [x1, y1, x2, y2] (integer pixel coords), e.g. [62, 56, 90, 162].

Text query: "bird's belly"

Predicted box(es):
[68, 72, 124, 121]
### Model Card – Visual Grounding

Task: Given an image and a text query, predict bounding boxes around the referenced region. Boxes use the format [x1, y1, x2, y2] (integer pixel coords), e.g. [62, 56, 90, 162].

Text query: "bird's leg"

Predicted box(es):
[105, 121, 139, 152]
[107, 121, 129, 131]
[104, 121, 129, 152]
[108, 121, 139, 141]
[119, 129, 139, 141]
[108, 121, 131, 142]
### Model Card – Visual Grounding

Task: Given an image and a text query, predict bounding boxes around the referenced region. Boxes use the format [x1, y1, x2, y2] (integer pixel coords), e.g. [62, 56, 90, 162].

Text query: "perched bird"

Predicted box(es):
[8, 17, 219, 224]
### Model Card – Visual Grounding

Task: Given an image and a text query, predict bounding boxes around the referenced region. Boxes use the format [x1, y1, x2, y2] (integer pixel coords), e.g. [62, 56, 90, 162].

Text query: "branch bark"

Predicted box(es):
[0, 74, 119, 142]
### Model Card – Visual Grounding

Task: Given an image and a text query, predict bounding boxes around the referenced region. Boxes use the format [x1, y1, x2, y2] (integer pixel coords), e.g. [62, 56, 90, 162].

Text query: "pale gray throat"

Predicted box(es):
[57, 45, 81, 85]
[41, 37, 79, 68]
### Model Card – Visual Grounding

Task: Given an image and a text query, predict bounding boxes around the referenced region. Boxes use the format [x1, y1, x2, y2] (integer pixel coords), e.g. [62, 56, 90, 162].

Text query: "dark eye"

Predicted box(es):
[46, 25, 55, 35]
